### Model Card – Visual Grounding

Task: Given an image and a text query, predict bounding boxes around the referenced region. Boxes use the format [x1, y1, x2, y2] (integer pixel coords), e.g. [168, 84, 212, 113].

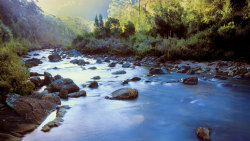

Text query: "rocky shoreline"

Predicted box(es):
[1, 48, 249, 141]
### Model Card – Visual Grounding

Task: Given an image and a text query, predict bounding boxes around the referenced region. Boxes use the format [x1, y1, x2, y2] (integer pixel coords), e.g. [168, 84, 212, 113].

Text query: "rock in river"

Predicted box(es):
[68, 90, 87, 98]
[25, 58, 42, 68]
[112, 70, 126, 75]
[149, 68, 165, 74]
[88, 81, 99, 88]
[92, 76, 101, 80]
[181, 77, 198, 85]
[48, 52, 61, 62]
[47, 78, 79, 93]
[196, 127, 211, 141]
[44, 72, 54, 85]
[89, 67, 97, 70]
[42, 105, 71, 132]
[105, 88, 138, 100]
[30, 72, 43, 76]
[59, 89, 68, 99]
[109, 62, 116, 67]
[130, 77, 141, 81]
[122, 62, 131, 68]
[6, 94, 57, 124]
[30, 76, 43, 87]
[41, 94, 61, 105]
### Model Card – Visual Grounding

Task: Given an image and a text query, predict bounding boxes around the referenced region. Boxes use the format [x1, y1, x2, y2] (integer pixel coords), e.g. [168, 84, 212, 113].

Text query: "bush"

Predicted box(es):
[0, 22, 13, 42]
[122, 21, 135, 38]
[0, 41, 34, 96]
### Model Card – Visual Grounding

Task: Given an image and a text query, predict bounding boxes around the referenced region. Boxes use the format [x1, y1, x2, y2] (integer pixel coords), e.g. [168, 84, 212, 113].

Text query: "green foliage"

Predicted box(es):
[0, 22, 12, 42]
[71, 0, 250, 61]
[122, 21, 135, 38]
[0, 40, 34, 96]
[0, 0, 91, 45]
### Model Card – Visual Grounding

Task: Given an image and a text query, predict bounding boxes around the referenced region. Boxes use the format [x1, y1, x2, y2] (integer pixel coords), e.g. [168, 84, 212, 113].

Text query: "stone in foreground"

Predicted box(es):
[42, 105, 70, 132]
[6, 94, 57, 124]
[106, 88, 138, 100]
[196, 127, 211, 141]
[181, 77, 198, 85]
[47, 78, 79, 93]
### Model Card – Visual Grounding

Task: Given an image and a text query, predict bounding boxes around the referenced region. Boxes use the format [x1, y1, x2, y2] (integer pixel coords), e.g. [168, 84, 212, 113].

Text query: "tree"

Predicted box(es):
[94, 15, 99, 27]
[123, 21, 135, 38]
[99, 14, 104, 29]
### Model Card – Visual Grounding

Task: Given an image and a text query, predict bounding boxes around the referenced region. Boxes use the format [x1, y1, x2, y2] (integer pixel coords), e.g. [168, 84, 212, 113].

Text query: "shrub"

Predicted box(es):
[0, 22, 13, 42]
[122, 21, 135, 38]
[0, 41, 34, 96]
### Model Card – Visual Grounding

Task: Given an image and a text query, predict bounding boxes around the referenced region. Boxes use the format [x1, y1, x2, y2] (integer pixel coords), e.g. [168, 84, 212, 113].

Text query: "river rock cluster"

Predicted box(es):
[2, 48, 250, 140]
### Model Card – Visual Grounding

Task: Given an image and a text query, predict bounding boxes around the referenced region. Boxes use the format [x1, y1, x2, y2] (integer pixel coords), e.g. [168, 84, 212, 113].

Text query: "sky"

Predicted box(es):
[35, 0, 112, 20]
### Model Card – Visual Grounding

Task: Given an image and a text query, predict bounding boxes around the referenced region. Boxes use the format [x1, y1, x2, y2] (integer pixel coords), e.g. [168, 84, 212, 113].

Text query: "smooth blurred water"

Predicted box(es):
[22, 50, 250, 141]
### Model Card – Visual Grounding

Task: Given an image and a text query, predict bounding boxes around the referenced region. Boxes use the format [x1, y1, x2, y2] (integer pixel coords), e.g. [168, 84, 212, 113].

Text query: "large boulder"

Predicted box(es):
[41, 94, 61, 105]
[44, 72, 54, 85]
[68, 90, 87, 98]
[25, 58, 42, 68]
[47, 78, 79, 93]
[105, 88, 138, 100]
[196, 127, 211, 141]
[59, 89, 68, 99]
[149, 68, 165, 74]
[48, 52, 61, 62]
[6, 94, 56, 124]
[181, 77, 198, 85]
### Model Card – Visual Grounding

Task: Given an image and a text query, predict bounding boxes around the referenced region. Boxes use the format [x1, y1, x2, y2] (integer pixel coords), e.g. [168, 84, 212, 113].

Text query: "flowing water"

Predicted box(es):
[22, 49, 250, 141]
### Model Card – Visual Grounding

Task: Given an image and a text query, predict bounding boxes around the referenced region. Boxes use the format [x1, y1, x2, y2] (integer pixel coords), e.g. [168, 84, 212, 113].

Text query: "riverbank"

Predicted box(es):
[61, 48, 250, 81]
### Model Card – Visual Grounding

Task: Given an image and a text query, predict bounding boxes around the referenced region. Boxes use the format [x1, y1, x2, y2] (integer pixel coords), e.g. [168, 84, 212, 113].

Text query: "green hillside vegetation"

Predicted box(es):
[72, 0, 250, 61]
[0, 0, 89, 96]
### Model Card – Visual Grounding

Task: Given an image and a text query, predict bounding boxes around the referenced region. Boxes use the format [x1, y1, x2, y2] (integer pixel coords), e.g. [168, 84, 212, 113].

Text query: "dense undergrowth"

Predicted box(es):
[0, 39, 34, 96]
[72, 0, 250, 62]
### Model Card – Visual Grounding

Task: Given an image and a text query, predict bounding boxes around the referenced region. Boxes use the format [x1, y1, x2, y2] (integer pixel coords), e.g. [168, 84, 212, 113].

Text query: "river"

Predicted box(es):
[22, 49, 250, 141]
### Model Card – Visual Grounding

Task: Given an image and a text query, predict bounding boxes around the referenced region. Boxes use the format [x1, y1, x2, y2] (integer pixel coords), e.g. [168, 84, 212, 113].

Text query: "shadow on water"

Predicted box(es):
[23, 49, 250, 141]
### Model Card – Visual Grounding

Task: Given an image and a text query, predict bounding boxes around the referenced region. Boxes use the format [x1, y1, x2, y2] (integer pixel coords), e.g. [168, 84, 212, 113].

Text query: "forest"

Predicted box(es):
[73, 0, 250, 61]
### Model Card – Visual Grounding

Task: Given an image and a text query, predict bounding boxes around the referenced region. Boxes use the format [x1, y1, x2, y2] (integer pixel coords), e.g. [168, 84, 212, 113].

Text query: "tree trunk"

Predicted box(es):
[139, 0, 141, 16]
